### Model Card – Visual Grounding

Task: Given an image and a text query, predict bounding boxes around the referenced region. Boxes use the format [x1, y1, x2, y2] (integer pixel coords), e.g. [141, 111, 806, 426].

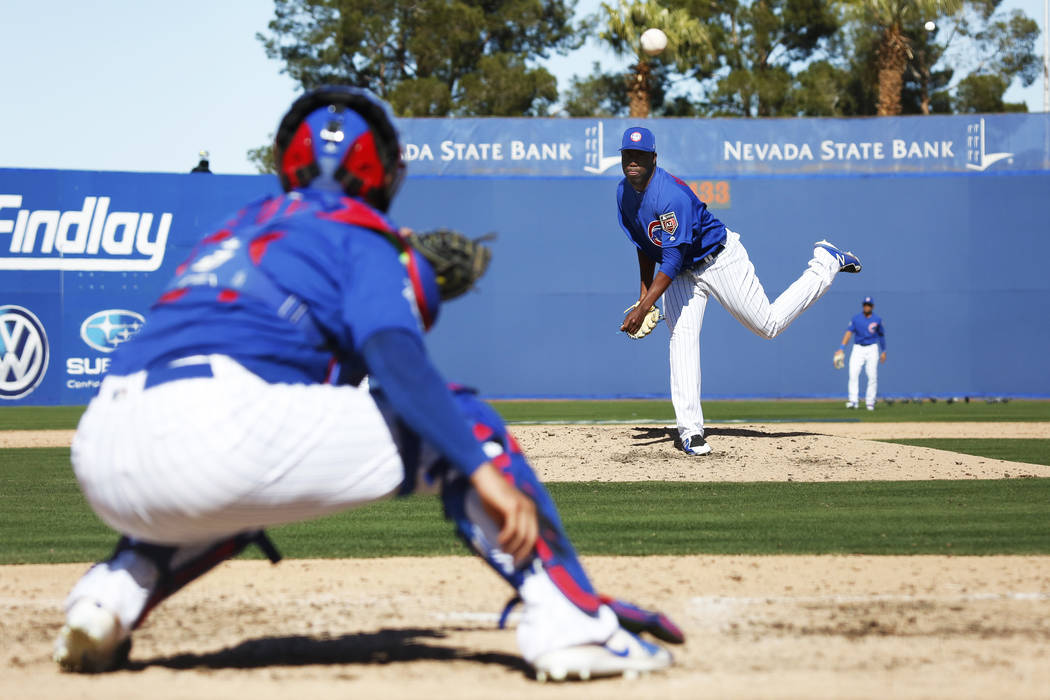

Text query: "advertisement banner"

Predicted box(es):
[395, 113, 1050, 177]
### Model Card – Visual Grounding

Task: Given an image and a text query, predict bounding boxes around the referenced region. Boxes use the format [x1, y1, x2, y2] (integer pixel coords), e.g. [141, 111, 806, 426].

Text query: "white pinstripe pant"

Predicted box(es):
[662, 230, 840, 440]
[71, 354, 406, 544]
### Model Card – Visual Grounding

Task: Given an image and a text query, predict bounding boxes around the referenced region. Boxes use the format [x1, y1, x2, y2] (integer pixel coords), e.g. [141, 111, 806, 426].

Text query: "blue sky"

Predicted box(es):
[0, 0, 1045, 175]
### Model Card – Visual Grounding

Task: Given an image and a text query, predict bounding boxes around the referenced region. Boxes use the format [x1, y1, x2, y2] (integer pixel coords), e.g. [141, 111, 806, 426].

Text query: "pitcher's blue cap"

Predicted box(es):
[863, 296, 874, 305]
[620, 127, 656, 152]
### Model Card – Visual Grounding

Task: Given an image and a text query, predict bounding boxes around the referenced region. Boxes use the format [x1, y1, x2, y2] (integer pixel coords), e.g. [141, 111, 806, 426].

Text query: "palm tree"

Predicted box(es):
[598, 0, 711, 117]
[848, 0, 960, 115]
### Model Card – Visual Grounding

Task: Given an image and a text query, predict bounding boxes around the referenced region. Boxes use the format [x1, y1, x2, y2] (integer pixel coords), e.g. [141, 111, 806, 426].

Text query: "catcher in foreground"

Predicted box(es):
[54, 86, 680, 683]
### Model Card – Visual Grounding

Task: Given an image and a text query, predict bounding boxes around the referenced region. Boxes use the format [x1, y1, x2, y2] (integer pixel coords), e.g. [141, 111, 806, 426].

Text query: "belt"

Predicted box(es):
[143, 360, 214, 389]
[698, 244, 725, 267]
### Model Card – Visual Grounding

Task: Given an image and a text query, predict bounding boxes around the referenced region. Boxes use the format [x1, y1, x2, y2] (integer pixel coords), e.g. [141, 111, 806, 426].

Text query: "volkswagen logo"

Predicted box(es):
[0, 305, 49, 400]
[80, 309, 145, 353]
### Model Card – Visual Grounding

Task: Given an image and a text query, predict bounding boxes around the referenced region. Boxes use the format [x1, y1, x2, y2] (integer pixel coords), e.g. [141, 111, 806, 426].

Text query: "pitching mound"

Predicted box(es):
[512, 422, 1050, 482]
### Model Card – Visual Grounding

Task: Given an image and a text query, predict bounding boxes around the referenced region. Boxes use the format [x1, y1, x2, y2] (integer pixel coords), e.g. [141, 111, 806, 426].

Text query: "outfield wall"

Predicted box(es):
[2, 114, 1048, 404]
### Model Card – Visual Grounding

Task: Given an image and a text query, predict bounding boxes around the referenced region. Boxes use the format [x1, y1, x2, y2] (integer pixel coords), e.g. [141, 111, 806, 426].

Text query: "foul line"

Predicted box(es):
[690, 591, 1050, 606]
[431, 591, 1050, 627]
[506, 418, 861, 425]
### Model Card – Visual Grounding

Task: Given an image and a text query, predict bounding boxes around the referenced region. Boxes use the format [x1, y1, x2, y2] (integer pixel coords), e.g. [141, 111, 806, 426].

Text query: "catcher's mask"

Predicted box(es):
[275, 86, 406, 212]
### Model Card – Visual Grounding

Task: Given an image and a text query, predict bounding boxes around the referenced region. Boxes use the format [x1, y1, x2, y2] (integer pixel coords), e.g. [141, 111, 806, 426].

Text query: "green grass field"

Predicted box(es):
[882, 439, 1050, 467]
[2, 399, 1047, 430]
[2, 448, 1048, 565]
[493, 398, 1050, 423]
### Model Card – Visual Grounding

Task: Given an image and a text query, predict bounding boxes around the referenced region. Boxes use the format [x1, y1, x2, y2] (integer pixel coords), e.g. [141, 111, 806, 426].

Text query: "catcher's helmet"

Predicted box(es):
[274, 86, 405, 211]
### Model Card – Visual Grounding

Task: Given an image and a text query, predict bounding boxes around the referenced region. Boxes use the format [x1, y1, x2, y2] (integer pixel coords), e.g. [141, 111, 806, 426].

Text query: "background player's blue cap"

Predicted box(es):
[620, 127, 656, 152]
[863, 296, 874, 305]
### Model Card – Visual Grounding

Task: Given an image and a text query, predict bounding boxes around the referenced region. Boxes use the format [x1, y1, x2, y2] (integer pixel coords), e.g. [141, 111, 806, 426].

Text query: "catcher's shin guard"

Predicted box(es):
[439, 388, 686, 645]
[114, 531, 281, 629]
[439, 389, 602, 617]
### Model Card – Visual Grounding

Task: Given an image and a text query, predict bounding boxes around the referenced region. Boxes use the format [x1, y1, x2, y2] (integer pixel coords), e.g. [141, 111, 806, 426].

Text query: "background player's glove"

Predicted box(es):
[833, 349, 846, 369]
[623, 302, 662, 339]
[409, 228, 494, 300]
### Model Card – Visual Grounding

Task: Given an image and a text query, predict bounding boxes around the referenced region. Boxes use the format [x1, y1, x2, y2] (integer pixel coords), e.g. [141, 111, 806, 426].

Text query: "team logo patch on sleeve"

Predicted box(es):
[659, 211, 679, 236]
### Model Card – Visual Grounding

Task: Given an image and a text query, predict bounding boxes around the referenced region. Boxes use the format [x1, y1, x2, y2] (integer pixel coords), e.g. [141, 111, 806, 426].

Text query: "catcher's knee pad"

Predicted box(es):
[440, 388, 602, 616]
[109, 531, 281, 628]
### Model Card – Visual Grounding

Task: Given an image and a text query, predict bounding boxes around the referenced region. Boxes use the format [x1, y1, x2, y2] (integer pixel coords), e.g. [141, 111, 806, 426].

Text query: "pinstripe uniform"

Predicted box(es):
[661, 230, 840, 439]
[619, 167, 843, 446]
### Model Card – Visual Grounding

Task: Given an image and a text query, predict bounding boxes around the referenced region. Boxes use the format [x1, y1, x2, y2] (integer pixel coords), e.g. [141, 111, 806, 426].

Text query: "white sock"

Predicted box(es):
[65, 550, 159, 632]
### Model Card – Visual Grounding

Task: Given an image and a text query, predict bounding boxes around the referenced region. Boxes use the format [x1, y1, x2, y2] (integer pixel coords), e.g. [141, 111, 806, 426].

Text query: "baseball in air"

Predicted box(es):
[640, 27, 668, 56]
[924, 20, 936, 31]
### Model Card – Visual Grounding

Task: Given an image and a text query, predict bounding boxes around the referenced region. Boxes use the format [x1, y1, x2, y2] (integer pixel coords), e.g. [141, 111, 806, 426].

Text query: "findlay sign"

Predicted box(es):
[0, 194, 173, 271]
[395, 114, 1046, 177]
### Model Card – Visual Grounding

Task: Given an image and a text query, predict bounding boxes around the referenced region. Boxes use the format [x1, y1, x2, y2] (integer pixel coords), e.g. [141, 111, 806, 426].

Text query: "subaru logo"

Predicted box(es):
[0, 305, 49, 399]
[80, 309, 145, 353]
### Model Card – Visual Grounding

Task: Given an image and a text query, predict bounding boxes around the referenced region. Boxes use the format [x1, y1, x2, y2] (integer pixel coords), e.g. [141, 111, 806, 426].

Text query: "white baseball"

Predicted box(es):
[924, 20, 936, 31]
[640, 27, 668, 56]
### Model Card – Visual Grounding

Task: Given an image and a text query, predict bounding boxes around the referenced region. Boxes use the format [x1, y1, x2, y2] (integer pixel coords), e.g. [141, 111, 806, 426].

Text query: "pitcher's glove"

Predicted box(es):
[408, 229, 494, 300]
[833, 349, 846, 369]
[623, 302, 662, 339]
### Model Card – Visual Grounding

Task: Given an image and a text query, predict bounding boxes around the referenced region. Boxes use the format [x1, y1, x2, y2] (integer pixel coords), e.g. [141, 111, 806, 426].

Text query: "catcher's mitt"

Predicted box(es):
[623, 302, 662, 339]
[408, 228, 494, 300]
[833, 349, 846, 369]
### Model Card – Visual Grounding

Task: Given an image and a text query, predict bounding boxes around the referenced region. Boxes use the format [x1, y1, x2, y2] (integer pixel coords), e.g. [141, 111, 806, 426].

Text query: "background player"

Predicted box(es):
[53, 87, 679, 683]
[617, 127, 862, 456]
[835, 296, 887, 410]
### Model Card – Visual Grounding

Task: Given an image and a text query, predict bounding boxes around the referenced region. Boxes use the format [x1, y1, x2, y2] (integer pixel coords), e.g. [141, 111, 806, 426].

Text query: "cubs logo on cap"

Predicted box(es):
[863, 296, 874, 305]
[619, 127, 656, 152]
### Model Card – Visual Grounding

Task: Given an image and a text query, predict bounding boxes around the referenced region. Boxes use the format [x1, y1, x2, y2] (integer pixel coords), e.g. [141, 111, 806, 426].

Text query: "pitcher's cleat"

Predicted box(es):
[532, 628, 672, 682]
[53, 598, 130, 673]
[814, 240, 862, 273]
[682, 434, 712, 456]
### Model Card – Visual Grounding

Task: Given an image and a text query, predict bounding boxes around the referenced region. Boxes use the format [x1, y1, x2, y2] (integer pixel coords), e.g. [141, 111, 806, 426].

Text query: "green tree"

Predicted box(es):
[953, 73, 1027, 112]
[247, 141, 276, 175]
[718, 0, 839, 116]
[596, 0, 711, 117]
[562, 61, 684, 117]
[839, 0, 961, 116]
[939, 2, 1040, 111]
[257, 0, 580, 116]
[562, 63, 633, 116]
[837, 0, 1038, 115]
[786, 60, 857, 116]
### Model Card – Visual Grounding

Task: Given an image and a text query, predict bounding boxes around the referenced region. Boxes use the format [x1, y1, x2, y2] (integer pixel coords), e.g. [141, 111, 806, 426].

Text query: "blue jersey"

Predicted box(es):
[111, 190, 435, 384]
[847, 312, 886, 351]
[109, 188, 493, 477]
[617, 166, 727, 278]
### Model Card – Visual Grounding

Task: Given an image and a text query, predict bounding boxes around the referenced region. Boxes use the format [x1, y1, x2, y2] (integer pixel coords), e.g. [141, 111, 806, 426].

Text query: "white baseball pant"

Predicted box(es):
[66, 354, 615, 662]
[848, 343, 880, 409]
[662, 230, 841, 441]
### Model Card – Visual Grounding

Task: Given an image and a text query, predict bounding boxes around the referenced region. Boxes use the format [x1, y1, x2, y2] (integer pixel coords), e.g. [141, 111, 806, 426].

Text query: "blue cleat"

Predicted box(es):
[682, 433, 712, 456]
[815, 240, 862, 273]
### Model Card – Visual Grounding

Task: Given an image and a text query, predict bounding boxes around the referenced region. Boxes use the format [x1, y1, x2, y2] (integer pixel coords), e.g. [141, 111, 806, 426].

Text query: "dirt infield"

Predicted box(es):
[2, 423, 1049, 698]
[3, 557, 1049, 699]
